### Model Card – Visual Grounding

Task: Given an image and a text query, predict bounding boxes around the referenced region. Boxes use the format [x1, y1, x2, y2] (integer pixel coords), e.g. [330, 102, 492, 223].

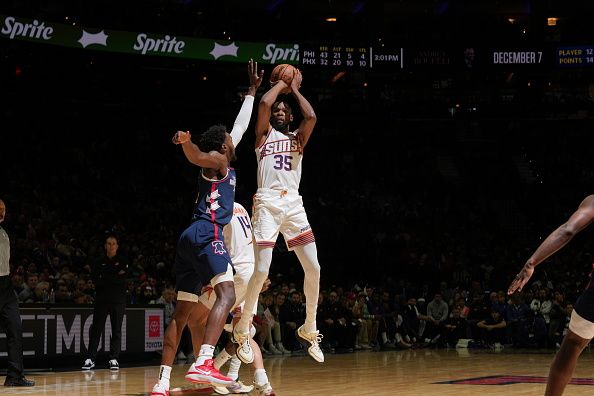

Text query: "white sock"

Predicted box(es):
[293, 244, 320, 333]
[254, 368, 269, 386]
[227, 357, 241, 381]
[214, 349, 232, 370]
[196, 344, 215, 366]
[381, 332, 388, 344]
[158, 365, 171, 387]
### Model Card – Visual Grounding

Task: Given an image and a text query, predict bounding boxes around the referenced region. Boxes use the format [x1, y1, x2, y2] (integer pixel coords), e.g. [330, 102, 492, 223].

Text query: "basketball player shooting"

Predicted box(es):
[233, 66, 324, 364]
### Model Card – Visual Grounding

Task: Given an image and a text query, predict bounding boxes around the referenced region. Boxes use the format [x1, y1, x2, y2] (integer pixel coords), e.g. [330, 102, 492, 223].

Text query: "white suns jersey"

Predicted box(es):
[256, 127, 303, 191]
[223, 203, 255, 265]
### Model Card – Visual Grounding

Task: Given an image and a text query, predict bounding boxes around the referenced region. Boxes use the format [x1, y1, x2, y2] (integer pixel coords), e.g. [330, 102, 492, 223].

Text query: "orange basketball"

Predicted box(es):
[270, 63, 297, 86]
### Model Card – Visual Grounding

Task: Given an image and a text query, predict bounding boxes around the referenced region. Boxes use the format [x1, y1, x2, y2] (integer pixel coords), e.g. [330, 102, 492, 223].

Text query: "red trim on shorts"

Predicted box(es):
[287, 230, 315, 248]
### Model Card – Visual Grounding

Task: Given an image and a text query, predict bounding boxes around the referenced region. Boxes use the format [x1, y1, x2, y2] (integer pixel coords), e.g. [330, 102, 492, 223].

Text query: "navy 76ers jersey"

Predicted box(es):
[192, 168, 237, 228]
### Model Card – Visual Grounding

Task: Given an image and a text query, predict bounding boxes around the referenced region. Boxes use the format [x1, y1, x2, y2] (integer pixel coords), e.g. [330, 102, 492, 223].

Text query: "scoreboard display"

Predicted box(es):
[556, 46, 594, 67]
[300, 45, 403, 69]
[300, 45, 371, 68]
[298, 44, 594, 70]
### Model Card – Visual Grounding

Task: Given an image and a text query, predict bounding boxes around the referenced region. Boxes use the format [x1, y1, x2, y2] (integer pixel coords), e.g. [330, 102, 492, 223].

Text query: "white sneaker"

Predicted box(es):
[81, 358, 95, 370]
[150, 381, 169, 396]
[296, 325, 324, 363]
[254, 382, 275, 396]
[232, 327, 254, 364]
[214, 380, 254, 394]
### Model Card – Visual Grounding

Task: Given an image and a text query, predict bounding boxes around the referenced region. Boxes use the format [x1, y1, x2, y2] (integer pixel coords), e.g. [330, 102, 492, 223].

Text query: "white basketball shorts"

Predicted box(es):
[252, 188, 315, 251]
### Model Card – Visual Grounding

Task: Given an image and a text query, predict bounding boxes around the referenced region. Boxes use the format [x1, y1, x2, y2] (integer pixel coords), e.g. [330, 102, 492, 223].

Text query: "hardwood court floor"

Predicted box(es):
[3, 348, 594, 395]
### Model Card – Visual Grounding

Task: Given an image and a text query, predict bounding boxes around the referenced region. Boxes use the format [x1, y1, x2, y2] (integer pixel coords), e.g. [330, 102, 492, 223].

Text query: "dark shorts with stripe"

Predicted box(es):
[174, 220, 233, 294]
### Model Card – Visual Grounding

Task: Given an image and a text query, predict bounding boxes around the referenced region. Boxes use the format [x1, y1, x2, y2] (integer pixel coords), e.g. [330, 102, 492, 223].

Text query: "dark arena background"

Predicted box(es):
[2, 1, 594, 395]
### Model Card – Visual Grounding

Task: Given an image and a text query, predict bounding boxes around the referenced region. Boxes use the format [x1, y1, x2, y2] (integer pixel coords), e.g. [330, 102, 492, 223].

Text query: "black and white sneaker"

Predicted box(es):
[81, 359, 95, 371]
[109, 359, 119, 371]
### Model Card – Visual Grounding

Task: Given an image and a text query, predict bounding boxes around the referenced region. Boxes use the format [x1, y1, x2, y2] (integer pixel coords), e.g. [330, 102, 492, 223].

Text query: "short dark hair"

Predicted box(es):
[198, 124, 227, 153]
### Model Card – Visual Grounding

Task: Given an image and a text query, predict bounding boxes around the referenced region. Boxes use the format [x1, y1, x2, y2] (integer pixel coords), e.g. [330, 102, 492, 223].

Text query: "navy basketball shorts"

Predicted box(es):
[174, 220, 234, 301]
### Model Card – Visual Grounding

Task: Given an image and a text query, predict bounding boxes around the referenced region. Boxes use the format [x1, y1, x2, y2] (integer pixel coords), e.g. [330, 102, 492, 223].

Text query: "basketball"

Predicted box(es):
[270, 63, 298, 86]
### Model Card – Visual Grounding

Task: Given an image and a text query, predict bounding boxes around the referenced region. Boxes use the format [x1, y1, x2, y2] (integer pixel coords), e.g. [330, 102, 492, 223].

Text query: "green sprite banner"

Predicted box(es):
[0, 14, 300, 64]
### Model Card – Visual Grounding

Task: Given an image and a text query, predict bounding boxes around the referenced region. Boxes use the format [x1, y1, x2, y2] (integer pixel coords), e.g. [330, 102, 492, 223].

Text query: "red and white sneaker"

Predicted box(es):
[185, 359, 235, 386]
[150, 381, 169, 396]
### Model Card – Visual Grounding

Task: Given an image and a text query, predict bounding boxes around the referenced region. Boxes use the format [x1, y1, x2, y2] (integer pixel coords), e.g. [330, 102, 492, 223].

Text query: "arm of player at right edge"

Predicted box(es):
[508, 194, 594, 295]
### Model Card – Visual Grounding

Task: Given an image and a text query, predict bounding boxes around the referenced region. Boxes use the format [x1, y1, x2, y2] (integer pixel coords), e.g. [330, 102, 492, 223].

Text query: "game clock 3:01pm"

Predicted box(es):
[300, 45, 403, 69]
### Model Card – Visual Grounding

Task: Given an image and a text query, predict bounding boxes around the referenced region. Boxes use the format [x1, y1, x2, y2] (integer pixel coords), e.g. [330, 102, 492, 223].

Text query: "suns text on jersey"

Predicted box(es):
[260, 138, 300, 160]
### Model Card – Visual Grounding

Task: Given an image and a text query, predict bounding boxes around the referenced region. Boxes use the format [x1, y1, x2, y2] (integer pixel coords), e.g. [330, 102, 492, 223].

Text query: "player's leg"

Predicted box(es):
[238, 286, 275, 394]
[545, 310, 593, 396]
[221, 316, 273, 395]
[233, 252, 270, 362]
[250, 338, 275, 396]
[153, 236, 203, 396]
[234, 200, 281, 363]
[293, 243, 321, 331]
[215, 318, 250, 394]
[151, 299, 196, 396]
[186, 261, 236, 386]
[187, 302, 209, 356]
[282, 197, 323, 362]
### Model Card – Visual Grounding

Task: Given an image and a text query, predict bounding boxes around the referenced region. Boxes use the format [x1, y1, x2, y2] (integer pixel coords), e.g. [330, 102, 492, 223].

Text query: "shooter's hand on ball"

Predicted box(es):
[290, 69, 302, 91]
[271, 79, 291, 94]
